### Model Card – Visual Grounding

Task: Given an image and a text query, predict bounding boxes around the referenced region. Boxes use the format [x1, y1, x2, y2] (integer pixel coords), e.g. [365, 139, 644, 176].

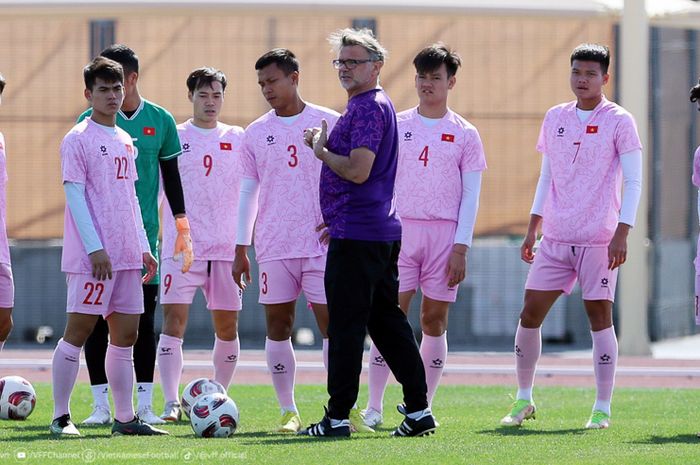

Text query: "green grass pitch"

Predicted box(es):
[0, 384, 698, 464]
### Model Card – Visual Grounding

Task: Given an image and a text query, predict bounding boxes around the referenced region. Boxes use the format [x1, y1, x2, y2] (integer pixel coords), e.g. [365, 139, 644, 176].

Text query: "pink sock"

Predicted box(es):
[322, 338, 329, 371]
[420, 332, 447, 408]
[265, 337, 297, 412]
[515, 322, 541, 401]
[157, 334, 183, 403]
[106, 344, 135, 423]
[51, 338, 81, 419]
[366, 342, 390, 413]
[213, 335, 239, 389]
[592, 326, 617, 409]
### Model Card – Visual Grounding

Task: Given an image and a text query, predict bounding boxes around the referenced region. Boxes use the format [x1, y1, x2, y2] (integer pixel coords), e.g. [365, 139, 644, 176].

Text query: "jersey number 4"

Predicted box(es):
[419, 146, 429, 167]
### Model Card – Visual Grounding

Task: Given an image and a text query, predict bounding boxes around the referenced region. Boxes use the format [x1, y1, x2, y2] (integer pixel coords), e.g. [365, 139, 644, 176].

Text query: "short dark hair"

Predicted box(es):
[186, 67, 227, 93]
[690, 79, 700, 103]
[570, 43, 610, 74]
[83, 56, 124, 91]
[413, 43, 462, 78]
[0, 72, 5, 95]
[100, 44, 139, 75]
[255, 48, 299, 75]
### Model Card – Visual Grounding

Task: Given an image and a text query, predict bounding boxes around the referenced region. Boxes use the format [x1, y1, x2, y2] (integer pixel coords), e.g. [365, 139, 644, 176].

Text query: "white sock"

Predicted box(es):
[281, 406, 298, 414]
[593, 400, 611, 416]
[136, 382, 153, 410]
[516, 388, 533, 402]
[330, 418, 350, 427]
[91, 383, 110, 409]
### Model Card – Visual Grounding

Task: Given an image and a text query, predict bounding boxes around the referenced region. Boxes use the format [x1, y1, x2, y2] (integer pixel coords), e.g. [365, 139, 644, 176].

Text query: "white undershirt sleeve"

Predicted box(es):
[64, 182, 103, 254]
[454, 171, 482, 248]
[618, 149, 643, 227]
[530, 155, 551, 216]
[697, 190, 700, 227]
[133, 193, 151, 254]
[236, 177, 260, 246]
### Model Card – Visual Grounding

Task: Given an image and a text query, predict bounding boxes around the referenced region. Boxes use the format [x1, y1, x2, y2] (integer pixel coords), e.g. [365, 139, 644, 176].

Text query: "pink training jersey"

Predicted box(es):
[162, 120, 244, 261]
[61, 118, 144, 273]
[395, 107, 487, 221]
[0, 132, 10, 265]
[536, 96, 642, 246]
[241, 103, 340, 263]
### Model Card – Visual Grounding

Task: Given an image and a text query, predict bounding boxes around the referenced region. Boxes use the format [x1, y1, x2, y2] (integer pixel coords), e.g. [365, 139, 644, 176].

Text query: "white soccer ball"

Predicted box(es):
[190, 393, 239, 438]
[0, 376, 37, 420]
[181, 378, 226, 418]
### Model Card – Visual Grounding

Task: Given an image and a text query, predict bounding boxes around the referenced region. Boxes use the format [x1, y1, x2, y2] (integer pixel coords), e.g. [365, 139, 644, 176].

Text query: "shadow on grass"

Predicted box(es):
[237, 432, 390, 446]
[630, 434, 699, 445]
[477, 427, 587, 436]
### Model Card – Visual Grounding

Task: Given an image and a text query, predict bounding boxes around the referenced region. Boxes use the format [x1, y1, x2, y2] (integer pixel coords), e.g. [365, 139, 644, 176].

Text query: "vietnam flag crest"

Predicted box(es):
[586, 125, 598, 134]
[441, 133, 455, 143]
[220, 142, 232, 151]
[143, 127, 156, 136]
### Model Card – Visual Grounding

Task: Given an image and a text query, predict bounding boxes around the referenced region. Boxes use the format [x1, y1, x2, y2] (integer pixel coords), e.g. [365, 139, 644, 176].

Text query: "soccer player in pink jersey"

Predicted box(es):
[232, 49, 345, 433]
[691, 83, 700, 324]
[156, 67, 244, 422]
[362, 43, 486, 428]
[500, 44, 643, 430]
[50, 57, 166, 437]
[0, 73, 13, 354]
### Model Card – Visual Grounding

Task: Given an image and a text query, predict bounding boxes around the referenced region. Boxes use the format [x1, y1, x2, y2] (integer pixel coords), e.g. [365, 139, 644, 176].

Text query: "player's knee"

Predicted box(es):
[420, 311, 447, 336]
[113, 328, 138, 347]
[215, 320, 238, 341]
[267, 314, 294, 340]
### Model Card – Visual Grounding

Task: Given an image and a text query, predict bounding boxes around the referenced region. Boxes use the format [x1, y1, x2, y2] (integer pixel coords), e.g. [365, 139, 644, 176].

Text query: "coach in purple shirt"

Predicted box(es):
[301, 28, 436, 438]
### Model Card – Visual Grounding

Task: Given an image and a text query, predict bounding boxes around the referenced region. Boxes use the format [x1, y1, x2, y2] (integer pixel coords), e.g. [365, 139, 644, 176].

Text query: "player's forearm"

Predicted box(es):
[530, 155, 552, 216]
[159, 157, 186, 216]
[454, 171, 482, 248]
[64, 182, 103, 254]
[132, 192, 152, 254]
[526, 214, 543, 237]
[618, 149, 642, 227]
[236, 177, 260, 246]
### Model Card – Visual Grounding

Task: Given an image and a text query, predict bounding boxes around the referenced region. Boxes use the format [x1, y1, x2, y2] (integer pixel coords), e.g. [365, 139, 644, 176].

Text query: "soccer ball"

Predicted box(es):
[190, 393, 239, 438]
[181, 378, 226, 418]
[0, 376, 37, 420]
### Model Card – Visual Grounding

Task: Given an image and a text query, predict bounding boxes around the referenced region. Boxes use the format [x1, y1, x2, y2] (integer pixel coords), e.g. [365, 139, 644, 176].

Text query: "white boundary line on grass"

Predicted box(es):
[2, 358, 700, 377]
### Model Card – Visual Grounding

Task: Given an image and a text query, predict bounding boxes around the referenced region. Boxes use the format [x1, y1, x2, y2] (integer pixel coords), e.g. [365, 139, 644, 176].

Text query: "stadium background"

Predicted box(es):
[0, 1, 698, 349]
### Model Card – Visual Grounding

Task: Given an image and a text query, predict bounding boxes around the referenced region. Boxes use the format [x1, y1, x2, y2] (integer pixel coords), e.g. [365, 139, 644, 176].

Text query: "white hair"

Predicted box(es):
[328, 28, 388, 62]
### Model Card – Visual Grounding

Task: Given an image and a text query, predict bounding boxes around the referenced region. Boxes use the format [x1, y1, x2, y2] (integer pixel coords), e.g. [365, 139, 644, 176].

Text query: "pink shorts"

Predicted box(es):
[160, 259, 242, 311]
[258, 256, 326, 305]
[398, 219, 458, 303]
[525, 238, 618, 302]
[0, 263, 14, 308]
[66, 270, 144, 317]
